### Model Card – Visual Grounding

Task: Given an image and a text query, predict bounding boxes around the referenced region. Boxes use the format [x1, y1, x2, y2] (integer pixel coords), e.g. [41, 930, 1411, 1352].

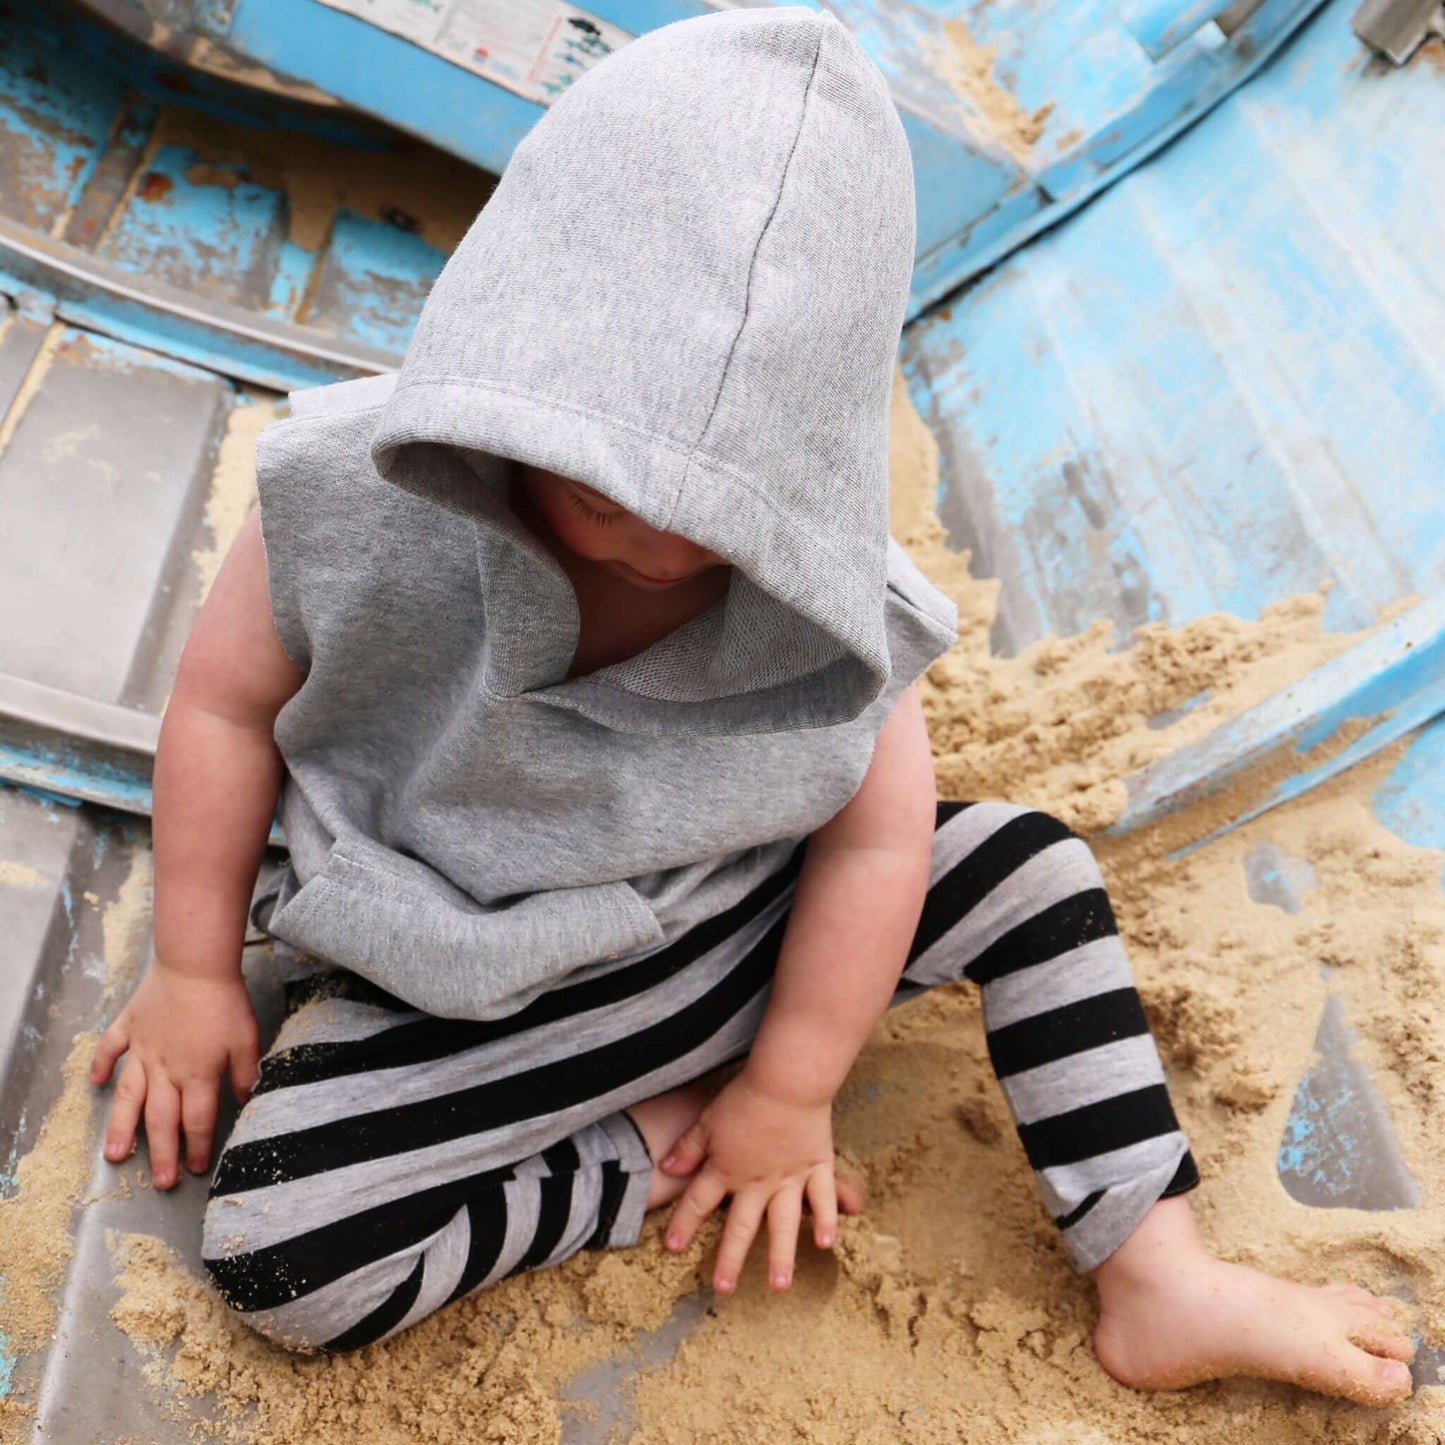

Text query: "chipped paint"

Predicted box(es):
[191, 388, 272, 597]
[0, 860, 45, 888]
[932, 18, 1054, 166]
[0, 319, 62, 455]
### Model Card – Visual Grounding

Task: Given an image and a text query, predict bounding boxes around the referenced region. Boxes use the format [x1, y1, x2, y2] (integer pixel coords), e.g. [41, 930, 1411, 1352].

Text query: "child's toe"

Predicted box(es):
[1343, 1305, 1417, 1363]
[1319, 1346, 1414, 1407]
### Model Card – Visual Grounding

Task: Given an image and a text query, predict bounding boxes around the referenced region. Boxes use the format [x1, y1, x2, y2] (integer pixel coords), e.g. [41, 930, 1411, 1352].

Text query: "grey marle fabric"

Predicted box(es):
[251, 6, 958, 1019]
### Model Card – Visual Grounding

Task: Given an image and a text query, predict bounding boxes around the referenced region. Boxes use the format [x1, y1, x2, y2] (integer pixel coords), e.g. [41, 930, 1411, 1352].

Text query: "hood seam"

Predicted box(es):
[664, 15, 827, 534]
[383, 373, 697, 455]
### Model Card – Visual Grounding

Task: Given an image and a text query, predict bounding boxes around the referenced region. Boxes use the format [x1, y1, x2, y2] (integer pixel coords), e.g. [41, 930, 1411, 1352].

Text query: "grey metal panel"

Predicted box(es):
[0, 298, 48, 418]
[0, 789, 84, 1179]
[0, 325, 230, 705]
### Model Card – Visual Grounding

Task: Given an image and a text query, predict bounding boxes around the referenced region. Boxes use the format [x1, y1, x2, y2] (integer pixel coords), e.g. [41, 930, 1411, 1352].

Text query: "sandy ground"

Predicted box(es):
[3, 373, 1444, 1444]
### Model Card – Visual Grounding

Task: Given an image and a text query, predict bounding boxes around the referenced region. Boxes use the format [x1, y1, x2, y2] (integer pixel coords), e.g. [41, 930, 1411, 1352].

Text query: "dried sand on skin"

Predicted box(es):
[5, 372, 1444, 1443]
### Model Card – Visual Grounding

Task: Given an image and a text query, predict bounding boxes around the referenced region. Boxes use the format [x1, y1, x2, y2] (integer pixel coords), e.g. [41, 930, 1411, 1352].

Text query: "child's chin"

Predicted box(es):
[607, 560, 696, 589]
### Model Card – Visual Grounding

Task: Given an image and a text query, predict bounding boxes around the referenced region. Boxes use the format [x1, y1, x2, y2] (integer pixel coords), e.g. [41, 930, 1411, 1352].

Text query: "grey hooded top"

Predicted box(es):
[253, 4, 959, 1020]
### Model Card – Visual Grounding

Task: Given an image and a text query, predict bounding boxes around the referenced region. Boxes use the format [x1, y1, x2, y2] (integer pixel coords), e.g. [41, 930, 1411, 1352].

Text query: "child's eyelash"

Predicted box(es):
[567, 493, 622, 527]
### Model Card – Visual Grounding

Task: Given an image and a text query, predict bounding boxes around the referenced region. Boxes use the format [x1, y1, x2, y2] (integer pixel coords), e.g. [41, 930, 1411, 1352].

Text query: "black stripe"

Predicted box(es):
[1053, 1189, 1105, 1231]
[541, 1138, 581, 1176]
[1162, 1150, 1201, 1198]
[513, 1171, 575, 1275]
[1016, 1084, 1181, 1172]
[586, 1159, 631, 1250]
[322, 1255, 424, 1353]
[985, 988, 1149, 1078]
[213, 910, 789, 1194]
[205, 1168, 511, 1313]
[961, 889, 1118, 987]
[252, 848, 804, 1098]
[909, 810, 1078, 965]
[446, 1190, 511, 1305]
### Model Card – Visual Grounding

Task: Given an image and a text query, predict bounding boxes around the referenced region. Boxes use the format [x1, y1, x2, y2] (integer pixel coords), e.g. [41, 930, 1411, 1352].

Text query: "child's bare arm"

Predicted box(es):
[662, 685, 936, 1290]
[91, 508, 304, 1188]
[744, 682, 936, 1104]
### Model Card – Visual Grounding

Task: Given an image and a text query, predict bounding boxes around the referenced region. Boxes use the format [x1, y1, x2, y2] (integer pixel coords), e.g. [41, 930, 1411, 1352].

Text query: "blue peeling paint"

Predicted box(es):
[0, 1321, 14, 1400]
[905, 0, 1445, 654]
[311, 210, 447, 354]
[0, 15, 121, 230]
[266, 237, 319, 321]
[1297, 632, 1445, 754]
[1278, 995, 1421, 1210]
[99, 146, 287, 310]
[0, 261, 389, 392]
[1374, 718, 1445, 888]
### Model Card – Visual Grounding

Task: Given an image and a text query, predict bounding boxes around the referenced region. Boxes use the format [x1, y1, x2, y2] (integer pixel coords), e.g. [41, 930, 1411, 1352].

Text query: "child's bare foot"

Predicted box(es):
[626, 1088, 867, 1217]
[1093, 1197, 1415, 1406]
[628, 1088, 709, 1209]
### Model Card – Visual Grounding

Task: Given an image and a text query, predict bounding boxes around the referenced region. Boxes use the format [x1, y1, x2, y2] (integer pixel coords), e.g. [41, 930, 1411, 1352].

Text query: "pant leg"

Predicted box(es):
[205, 801, 1193, 1351]
[901, 800, 1198, 1273]
[204, 857, 807, 1352]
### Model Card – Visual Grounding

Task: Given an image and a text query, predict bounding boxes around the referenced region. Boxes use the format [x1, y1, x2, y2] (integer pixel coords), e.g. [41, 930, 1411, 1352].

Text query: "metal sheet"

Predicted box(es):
[0, 0, 490, 383]
[0, 326, 229, 708]
[62, 0, 1333, 312]
[1278, 994, 1422, 1211]
[904, 0, 1445, 653]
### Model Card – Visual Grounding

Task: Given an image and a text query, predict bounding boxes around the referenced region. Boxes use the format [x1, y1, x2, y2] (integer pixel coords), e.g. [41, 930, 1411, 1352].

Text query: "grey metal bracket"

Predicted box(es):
[1352, 0, 1445, 62]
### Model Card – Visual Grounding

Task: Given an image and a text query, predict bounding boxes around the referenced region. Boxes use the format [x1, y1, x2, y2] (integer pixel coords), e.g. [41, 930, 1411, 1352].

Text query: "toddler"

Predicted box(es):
[92, 5, 1413, 1404]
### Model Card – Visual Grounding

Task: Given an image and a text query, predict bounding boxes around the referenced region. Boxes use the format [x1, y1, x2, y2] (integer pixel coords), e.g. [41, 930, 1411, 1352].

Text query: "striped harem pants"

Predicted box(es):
[202, 802, 1198, 1351]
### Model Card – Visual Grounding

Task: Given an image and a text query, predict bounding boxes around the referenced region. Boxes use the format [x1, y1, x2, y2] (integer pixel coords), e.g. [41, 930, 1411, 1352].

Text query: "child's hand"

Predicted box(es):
[660, 1069, 846, 1294]
[90, 962, 260, 1190]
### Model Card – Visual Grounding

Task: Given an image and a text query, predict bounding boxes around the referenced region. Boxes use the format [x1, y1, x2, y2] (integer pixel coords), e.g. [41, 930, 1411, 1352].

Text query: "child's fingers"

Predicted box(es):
[835, 1169, 866, 1217]
[90, 1014, 130, 1087]
[665, 1169, 727, 1253]
[766, 1187, 802, 1290]
[713, 1191, 766, 1295]
[660, 1121, 707, 1177]
[807, 1164, 839, 1249]
[144, 1075, 182, 1190]
[181, 1080, 219, 1175]
[104, 1055, 146, 1163]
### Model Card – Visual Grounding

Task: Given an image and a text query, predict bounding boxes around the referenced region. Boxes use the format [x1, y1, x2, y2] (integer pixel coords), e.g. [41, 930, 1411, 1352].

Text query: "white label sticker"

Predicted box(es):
[314, 0, 631, 105]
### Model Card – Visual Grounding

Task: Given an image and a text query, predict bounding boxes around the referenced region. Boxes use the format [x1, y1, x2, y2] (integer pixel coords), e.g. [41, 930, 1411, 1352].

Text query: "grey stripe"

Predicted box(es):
[998, 1035, 1166, 1127]
[593, 1111, 655, 1249]
[545, 1167, 604, 1270]
[215, 985, 769, 1256]
[927, 802, 1030, 885]
[389, 1205, 472, 1339]
[905, 837, 1106, 988]
[1059, 1141, 1191, 1273]
[1037, 1133, 1188, 1218]
[979, 936, 1131, 1032]
[482, 1174, 545, 1287]
[607, 1165, 653, 1249]
[229, 888, 792, 1150]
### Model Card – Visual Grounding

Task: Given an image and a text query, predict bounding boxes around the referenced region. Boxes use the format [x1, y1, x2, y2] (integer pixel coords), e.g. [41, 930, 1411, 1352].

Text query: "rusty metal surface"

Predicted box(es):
[0, 0, 1442, 1434]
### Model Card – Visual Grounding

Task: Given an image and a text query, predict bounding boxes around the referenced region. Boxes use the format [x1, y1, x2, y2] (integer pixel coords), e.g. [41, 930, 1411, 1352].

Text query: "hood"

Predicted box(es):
[370, 5, 919, 733]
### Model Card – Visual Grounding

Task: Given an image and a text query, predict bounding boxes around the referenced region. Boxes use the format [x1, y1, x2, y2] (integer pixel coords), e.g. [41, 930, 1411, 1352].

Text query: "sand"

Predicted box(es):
[3, 373, 1444, 1443]
[930, 20, 1053, 166]
[192, 391, 274, 599]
